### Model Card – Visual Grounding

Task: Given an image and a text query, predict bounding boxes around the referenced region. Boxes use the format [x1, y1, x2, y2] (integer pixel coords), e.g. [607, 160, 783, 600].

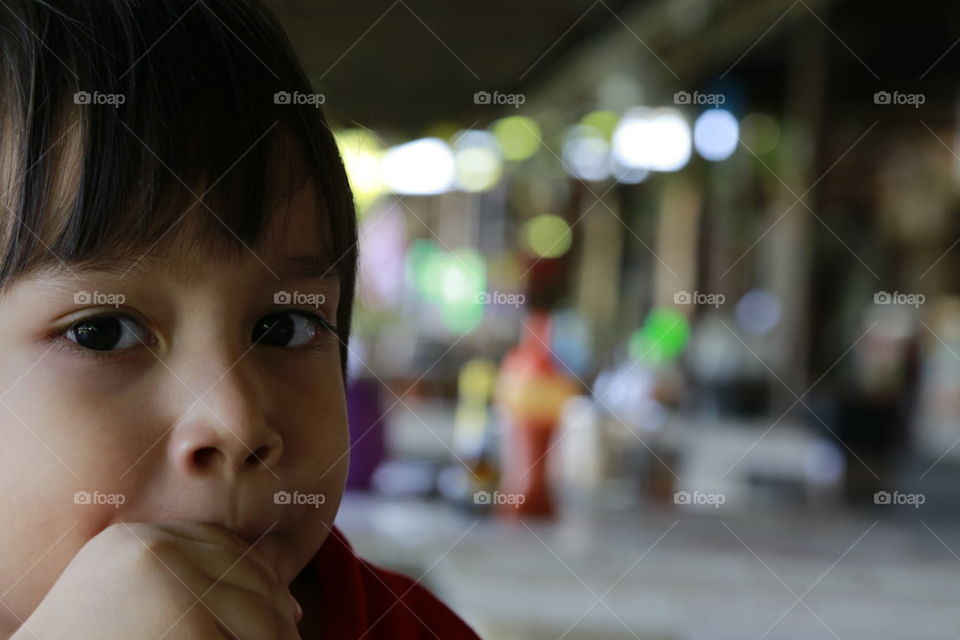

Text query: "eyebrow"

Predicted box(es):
[33, 253, 340, 283]
[270, 254, 341, 282]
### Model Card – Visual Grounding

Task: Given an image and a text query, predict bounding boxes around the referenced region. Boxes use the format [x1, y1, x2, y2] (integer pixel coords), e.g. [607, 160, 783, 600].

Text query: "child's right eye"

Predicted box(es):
[62, 314, 152, 356]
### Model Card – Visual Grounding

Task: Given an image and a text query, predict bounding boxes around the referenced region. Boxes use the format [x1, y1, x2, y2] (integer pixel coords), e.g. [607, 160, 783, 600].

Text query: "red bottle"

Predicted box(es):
[494, 311, 578, 518]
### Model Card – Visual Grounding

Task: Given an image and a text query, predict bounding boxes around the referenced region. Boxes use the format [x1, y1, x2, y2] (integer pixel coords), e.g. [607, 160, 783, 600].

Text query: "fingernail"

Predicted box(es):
[293, 596, 303, 623]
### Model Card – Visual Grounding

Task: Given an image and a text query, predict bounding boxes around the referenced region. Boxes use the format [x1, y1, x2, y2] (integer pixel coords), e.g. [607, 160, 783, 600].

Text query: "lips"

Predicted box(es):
[220, 519, 284, 546]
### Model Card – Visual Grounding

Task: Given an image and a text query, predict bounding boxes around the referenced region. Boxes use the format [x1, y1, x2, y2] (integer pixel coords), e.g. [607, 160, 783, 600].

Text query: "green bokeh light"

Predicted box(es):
[406, 241, 486, 333]
[523, 214, 572, 258]
[629, 308, 690, 364]
[580, 110, 620, 141]
[492, 116, 541, 162]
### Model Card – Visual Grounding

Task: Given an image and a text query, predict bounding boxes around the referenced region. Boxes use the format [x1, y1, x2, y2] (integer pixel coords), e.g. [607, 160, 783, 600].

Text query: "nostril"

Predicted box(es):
[193, 446, 220, 467]
[247, 445, 272, 466]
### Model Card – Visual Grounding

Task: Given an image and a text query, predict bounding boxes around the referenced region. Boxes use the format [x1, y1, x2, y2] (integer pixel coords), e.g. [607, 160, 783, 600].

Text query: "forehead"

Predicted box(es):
[170, 177, 330, 276]
[34, 178, 336, 285]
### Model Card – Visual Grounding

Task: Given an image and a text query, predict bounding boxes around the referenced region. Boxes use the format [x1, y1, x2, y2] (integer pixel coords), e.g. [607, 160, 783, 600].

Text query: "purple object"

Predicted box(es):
[345, 376, 387, 490]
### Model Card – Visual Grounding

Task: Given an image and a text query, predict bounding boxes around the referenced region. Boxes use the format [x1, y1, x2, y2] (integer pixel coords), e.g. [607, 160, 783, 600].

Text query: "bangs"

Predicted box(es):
[0, 0, 358, 372]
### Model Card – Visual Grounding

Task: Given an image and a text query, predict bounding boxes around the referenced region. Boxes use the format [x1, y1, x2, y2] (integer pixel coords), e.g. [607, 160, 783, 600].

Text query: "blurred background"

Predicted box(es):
[268, 0, 960, 637]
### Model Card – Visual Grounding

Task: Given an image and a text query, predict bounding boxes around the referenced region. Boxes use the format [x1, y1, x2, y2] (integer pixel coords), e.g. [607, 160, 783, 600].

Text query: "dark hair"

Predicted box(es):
[0, 0, 358, 379]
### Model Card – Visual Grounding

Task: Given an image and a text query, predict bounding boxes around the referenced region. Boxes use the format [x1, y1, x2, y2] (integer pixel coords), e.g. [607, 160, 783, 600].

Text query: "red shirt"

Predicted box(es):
[301, 526, 483, 639]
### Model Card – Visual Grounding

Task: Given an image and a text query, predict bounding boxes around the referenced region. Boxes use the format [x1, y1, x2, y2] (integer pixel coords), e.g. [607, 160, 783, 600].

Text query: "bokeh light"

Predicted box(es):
[562, 124, 610, 181]
[580, 109, 620, 140]
[335, 128, 385, 214]
[452, 130, 503, 192]
[492, 116, 541, 162]
[381, 137, 456, 195]
[740, 112, 780, 155]
[612, 107, 691, 172]
[735, 288, 781, 334]
[523, 214, 572, 258]
[693, 109, 739, 161]
[629, 307, 690, 364]
[609, 154, 650, 183]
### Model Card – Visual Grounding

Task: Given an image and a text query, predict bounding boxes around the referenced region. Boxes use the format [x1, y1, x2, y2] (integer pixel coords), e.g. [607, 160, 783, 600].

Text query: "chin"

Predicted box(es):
[266, 526, 331, 585]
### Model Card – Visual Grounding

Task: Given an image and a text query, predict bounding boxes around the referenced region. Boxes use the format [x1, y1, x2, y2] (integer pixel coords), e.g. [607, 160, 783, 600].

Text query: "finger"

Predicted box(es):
[279, 604, 304, 640]
[192, 552, 300, 628]
[201, 582, 297, 640]
[155, 521, 283, 588]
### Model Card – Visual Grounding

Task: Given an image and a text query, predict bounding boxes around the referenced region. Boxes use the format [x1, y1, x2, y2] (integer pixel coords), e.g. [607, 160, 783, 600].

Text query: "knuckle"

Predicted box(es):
[213, 590, 283, 639]
[249, 560, 276, 593]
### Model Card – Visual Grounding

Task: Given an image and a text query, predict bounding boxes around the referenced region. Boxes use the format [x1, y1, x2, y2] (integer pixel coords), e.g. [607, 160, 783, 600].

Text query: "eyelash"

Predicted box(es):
[53, 308, 338, 362]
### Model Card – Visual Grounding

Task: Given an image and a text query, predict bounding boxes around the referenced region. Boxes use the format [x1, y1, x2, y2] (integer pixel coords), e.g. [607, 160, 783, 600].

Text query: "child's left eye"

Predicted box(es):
[252, 310, 335, 348]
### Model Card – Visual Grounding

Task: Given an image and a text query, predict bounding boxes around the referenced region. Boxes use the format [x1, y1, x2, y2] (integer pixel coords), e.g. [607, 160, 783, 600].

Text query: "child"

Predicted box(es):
[0, 0, 481, 638]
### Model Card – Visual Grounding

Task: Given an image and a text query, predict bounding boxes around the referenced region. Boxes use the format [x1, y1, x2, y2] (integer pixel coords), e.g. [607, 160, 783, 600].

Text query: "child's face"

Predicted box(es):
[0, 181, 349, 626]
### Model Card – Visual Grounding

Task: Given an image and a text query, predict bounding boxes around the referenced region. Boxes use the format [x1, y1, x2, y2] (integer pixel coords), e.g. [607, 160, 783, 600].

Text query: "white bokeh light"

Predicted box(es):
[735, 288, 781, 334]
[612, 107, 691, 172]
[381, 137, 456, 195]
[693, 108, 739, 161]
[562, 124, 611, 181]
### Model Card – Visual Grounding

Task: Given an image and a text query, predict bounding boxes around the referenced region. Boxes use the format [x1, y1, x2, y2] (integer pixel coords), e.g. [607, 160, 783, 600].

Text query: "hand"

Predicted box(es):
[13, 520, 303, 640]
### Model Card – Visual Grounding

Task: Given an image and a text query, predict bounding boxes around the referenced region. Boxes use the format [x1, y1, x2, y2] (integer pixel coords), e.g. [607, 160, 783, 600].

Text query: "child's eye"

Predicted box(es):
[57, 309, 336, 360]
[252, 310, 335, 348]
[64, 315, 150, 353]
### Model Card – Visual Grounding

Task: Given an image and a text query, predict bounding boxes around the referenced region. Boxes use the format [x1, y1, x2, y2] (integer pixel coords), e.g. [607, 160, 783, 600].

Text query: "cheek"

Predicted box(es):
[275, 361, 350, 474]
[0, 406, 125, 625]
[0, 521, 96, 628]
[272, 379, 350, 580]
[0, 362, 153, 621]
[0, 362, 157, 475]
[287, 385, 350, 503]
[0, 349, 353, 597]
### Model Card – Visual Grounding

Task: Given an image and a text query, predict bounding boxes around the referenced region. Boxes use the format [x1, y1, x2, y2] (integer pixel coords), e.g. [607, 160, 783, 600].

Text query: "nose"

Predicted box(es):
[168, 355, 283, 478]
[174, 421, 284, 476]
